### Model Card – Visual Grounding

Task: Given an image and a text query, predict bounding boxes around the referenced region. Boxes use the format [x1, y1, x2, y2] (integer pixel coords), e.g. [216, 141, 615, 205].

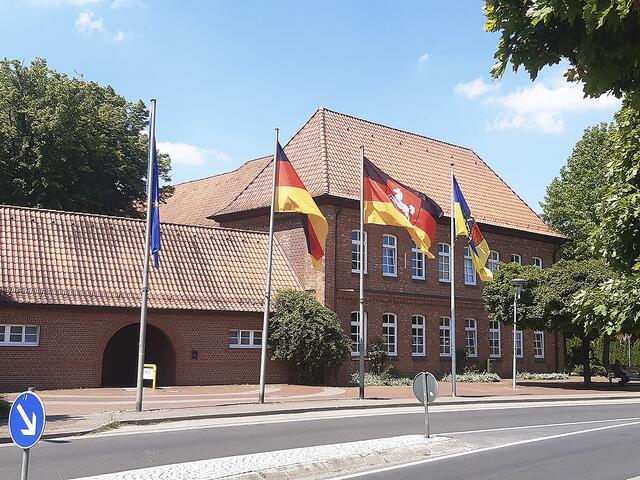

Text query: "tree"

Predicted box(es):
[483, 260, 612, 384]
[541, 124, 612, 260]
[269, 289, 351, 385]
[484, 0, 640, 103]
[0, 58, 173, 217]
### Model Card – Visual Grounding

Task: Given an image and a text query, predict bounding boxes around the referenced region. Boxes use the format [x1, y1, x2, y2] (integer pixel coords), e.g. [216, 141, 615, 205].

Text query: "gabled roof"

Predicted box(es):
[160, 155, 272, 227]
[213, 108, 562, 239]
[0, 205, 300, 311]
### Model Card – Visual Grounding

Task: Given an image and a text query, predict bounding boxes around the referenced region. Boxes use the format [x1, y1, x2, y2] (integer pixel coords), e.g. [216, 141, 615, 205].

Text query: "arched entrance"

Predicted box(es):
[101, 324, 176, 387]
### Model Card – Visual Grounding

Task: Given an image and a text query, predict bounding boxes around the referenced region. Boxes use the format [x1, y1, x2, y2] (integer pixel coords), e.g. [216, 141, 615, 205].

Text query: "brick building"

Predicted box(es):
[1, 108, 565, 391]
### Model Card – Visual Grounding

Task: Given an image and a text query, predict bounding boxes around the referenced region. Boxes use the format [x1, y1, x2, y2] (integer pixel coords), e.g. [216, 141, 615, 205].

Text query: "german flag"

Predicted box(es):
[453, 175, 493, 281]
[274, 142, 328, 270]
[364, 157, 443, 258]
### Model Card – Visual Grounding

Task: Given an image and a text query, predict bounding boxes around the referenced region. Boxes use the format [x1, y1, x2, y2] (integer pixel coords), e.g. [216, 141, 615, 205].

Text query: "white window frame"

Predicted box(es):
[534, 331, 545, 358]
[382, 313, 397, 356]
[351, 230, 368, 274]
[488, 250, 500, 273]
[411, 315, 426, 357]
[439, 317, 451, 357]
[438, 243, 451, 282]
[489, 320, 501, 358]
[463, 246, 477, 285]
[411, 243, 425, 280]
[465, 319, 478, 357]
[0, 325, 40, 346]
[229, 329, 262, 349]
[382, 234, 398, 277]
[515, 329, 524, 358]
[350, 311, 368, 357]
[533, 257, 543, 270]
[510, 254, 522, 264]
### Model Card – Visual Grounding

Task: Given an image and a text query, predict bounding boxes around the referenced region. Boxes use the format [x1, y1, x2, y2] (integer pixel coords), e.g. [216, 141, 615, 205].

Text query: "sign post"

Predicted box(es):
[412, 372, 438, 438]
[9, 388, 46, 480]
[143, 363, 157, 390]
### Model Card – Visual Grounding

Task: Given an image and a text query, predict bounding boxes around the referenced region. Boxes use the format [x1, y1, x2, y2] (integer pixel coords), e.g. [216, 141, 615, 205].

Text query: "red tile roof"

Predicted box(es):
[0, 205, 301, 311]
[212, 109, 563, 239]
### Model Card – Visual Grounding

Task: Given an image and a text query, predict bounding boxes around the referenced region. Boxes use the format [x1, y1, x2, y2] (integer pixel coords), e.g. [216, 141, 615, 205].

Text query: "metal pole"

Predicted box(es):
[358, 146, 366, 400]
[135, 98, 157, 413]
[628, 337, 632, 368]
[258, 128, 279, 404]
[20, 448, 29, 480]
[450, 163, 457, 397]
[513, 290, 517, 389]
[422, 373, 430, 438]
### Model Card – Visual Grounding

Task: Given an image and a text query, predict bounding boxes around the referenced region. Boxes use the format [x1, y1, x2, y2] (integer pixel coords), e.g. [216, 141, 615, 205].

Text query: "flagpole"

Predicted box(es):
[258, 128, 279, 405]
[359, 146, 366, 400]
[450, 162, 457, 398]
[135, 98, 157, 413]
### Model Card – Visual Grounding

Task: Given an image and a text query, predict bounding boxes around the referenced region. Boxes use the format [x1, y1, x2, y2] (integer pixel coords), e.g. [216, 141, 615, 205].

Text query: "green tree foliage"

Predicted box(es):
[0, 58, 172, 217]
[269, 289, 351, 384]
[541, 124, 612, 260]
[484, 0, 640, 102]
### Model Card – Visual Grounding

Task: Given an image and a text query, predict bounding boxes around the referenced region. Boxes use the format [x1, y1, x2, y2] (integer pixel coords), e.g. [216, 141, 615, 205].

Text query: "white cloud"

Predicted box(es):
[485, 82, 620, 134]
[73, 10, 104, 36]
[111, 0, 144, 7]
[112, 30, 125, 42]
[31, 0, 102, 6]
[158, 142, 231, 167]
[418, 53, 430, 63]
[454, 77, 499, 99]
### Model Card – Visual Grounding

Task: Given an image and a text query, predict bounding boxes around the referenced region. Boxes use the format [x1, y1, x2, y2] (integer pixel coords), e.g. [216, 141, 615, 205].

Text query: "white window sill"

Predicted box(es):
[467, 354, 478, 358]
[0, 343, 39, 347]
[229, 344, 261, 349]
[387, 352, 397, 357]
[516, 355, 524, 359]
[465, 282, 477, 286]
[439, 279, 451, 283]
[439, 353, 452, 357]
[534, 355, 545, 359]
[383, 273, 397, 278]
[412, 276, 425, 281]
[490, 354, 502, 358]
[351, 270, 368, 275]
[412, 353, 426, 357]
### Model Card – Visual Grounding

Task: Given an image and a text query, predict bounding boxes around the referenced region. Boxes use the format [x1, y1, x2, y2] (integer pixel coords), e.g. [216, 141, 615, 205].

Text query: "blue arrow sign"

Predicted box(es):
[9, 391, 46, 449]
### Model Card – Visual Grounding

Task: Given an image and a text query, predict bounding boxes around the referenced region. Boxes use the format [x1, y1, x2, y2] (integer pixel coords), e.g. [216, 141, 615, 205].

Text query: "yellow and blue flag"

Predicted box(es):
[453, 176, 492, 281]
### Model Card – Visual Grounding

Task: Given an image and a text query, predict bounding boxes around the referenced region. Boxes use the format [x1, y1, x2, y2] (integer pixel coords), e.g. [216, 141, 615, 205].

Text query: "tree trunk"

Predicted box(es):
[602, 335, 611, 368]
[582, 336, 592, 386]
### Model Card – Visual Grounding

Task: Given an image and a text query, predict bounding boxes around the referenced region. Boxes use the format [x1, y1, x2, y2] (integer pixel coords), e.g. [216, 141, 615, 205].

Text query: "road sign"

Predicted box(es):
[412, 372, 438, 404]
[9, 391, 46, 449]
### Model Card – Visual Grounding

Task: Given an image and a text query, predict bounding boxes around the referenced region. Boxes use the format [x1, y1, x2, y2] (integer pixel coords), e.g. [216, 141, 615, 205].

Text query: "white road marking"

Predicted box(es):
[328, 419, 640, 479]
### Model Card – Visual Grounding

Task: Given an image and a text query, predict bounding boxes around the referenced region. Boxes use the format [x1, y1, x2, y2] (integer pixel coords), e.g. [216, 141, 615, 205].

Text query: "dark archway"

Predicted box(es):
[101, 324, 176, 387]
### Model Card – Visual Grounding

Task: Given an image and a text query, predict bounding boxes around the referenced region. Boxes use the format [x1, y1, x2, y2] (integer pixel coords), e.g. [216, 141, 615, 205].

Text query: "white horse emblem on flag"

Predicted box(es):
[390, 188, 416, 221]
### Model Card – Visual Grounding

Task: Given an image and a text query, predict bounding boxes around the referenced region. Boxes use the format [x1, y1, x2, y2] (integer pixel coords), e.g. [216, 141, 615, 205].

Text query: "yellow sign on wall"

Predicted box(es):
[143, 363, 157, 389]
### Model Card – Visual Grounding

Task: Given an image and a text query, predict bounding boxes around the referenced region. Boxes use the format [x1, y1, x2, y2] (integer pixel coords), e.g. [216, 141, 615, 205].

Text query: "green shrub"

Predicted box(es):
[0, 397, 9, 419]
[350, 370, 413, 387]
[573, 363, 608, 377]
[366, 341, 388, 375]
[441, 366, 501, 383]
[516, 372, 570, 381]
[269, 290, 351, 384]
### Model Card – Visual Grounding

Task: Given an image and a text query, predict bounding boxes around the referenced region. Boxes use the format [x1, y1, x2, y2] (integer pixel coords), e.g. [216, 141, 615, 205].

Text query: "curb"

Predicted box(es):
[2, 392, 640, 444]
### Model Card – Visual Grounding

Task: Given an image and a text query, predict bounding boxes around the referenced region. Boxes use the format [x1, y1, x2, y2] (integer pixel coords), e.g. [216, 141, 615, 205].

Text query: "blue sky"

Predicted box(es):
[2, 1, 621, 211]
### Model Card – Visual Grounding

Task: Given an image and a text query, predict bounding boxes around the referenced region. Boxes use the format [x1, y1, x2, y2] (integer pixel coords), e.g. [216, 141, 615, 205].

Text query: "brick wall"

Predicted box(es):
[0, 306, 290, 392]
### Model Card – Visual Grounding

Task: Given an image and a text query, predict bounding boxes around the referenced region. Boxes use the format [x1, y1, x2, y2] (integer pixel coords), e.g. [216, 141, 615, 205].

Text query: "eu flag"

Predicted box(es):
[149, 115, 161, 268]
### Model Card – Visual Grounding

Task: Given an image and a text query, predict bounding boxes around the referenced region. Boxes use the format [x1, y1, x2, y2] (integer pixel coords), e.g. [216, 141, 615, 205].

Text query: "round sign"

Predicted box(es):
[8, 391, 46, 449]
[412, 372, 438, 404]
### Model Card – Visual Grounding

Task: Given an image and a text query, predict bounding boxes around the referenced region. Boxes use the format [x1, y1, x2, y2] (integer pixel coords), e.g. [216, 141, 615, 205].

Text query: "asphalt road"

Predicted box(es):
[1, 401, 640, 479]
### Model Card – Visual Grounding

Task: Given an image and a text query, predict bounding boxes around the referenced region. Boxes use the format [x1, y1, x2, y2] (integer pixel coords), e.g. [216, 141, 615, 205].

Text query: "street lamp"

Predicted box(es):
[512, 278, 526, 389]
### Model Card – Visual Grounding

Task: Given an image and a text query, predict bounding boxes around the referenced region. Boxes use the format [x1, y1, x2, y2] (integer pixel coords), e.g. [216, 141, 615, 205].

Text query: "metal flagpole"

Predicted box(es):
[450, 162, 457, 398]
[359, 146, 366, 400]
[513, 291, 518, 389]
[135, 98, 157, 413]
[258, 128, 279, 404]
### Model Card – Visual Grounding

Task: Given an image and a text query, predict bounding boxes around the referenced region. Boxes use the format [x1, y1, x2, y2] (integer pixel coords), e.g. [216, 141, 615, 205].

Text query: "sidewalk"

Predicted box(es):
[2, 377, 640, 442]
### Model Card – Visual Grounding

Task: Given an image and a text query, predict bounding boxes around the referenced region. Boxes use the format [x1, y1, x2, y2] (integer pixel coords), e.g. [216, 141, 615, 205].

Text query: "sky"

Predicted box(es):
[1, 0, 622, 212]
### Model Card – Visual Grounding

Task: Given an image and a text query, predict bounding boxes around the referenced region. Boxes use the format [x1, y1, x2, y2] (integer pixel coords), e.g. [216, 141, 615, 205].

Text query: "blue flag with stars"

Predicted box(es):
[149, 114, 161, 268]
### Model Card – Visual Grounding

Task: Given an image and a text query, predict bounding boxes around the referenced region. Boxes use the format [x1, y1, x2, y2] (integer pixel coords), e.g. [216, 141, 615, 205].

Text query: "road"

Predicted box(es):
[1, 399, 640, 479]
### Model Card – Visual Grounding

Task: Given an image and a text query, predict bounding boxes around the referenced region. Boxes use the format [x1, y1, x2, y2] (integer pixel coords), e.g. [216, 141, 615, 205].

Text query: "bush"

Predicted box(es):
[269, 290, 351, 384]
[516, 372, 570, 381]
[441, 366, 501, 383]
[0, 397, 9, 420]
[573, 363, 608, 377]
[350, 366, 413, 386]
[366, 341, 388, 375]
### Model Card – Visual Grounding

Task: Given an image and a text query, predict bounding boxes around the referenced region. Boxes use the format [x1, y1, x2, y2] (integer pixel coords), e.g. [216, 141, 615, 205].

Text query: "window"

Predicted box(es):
[510, 254, 521, 265]
[465, 319, 477, 357]
[439, 317, 451, 356]
[229, 330, 262, 348]
[411, 243, 425, 280]
[533, 257, 543, 270]
[463, 246, 476, 285]
[412, 315, 426, 356]
[534, 331, 545, 358]
[0, 325, 39, 346]
[438, 243, 451, 282]
[488, 250, 500, 273]
[351, 230, 368, 273]
[515, 330, 523, 358]
[382, 313, 397, 356]
[382, 234, 397, 277]
[350, 311, 367, 356]
[489, 320, 501, 358]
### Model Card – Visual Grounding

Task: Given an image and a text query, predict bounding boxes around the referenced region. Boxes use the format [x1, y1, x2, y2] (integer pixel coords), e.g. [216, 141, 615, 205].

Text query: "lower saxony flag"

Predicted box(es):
[274, 142, 328, 270]
[363, 157, 443, 258]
